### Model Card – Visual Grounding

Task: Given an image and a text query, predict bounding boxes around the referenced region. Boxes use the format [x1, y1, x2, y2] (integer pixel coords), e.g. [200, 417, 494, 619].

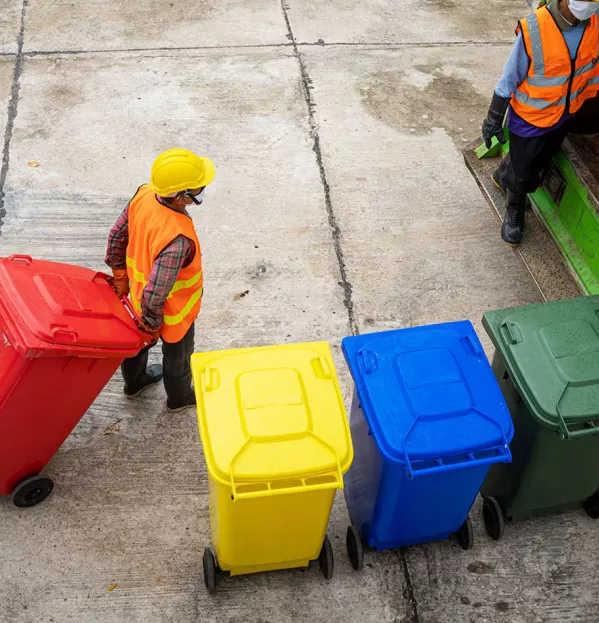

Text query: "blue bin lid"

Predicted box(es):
[342, 321, 513, 466]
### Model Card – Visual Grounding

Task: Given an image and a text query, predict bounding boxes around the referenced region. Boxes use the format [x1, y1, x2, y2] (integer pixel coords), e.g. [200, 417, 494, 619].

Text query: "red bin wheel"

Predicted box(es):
[12, 476, 54, 508]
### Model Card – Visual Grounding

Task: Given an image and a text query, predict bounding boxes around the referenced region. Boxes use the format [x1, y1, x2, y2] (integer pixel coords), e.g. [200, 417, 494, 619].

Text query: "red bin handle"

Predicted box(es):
[95, 271, 158, 347]
[50, 324, 78, 343]
[8, 254, 33, 265]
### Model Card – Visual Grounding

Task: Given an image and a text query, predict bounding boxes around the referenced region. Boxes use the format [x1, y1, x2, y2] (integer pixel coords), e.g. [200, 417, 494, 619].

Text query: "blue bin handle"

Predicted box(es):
[400, 406, 511, 479]
[357, 348, 379, 375]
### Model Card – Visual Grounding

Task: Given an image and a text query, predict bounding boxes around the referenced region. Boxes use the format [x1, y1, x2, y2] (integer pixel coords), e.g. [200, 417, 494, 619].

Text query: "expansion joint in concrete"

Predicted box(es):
[0, 0, 28, 236]
[279, 0, 358, 337]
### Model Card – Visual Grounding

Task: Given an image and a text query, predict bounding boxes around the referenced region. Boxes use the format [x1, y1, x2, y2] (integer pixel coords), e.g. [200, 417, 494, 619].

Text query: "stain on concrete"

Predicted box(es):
[359, 64, 488, 144]
[423, 0, 457, 10]
[467, 561, 495, 574]
[495, 601, 510, 612]
[46, 84, 82, 109]
[421, 0, 525, 41]
[19, 127, 51, 141]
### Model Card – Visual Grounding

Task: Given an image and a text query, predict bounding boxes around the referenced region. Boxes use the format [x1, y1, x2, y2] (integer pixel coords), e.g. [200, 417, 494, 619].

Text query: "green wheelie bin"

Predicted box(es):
[480, 296, 599, 540]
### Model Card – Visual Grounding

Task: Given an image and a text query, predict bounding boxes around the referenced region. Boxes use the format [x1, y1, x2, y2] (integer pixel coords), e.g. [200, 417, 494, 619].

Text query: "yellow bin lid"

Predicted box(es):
[191, 342, 353, 500]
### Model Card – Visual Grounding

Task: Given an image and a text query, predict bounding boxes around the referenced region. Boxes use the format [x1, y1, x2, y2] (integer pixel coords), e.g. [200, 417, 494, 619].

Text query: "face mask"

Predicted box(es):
[568, 0, 599, 21]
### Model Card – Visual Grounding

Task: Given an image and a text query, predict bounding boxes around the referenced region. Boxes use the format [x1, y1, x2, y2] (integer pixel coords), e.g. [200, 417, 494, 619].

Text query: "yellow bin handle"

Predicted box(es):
[229, 432, 344, 502]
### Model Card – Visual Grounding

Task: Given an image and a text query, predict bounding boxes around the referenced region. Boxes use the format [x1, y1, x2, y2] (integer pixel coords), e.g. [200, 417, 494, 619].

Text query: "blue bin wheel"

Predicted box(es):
[12, 476, 54, 508]
[482, 497, 504, 541]
[346, 525, 364, 571]
[455, 516, 473, 550]
[203, 547, 219, 593]
[582, 490, 599, 519]
[319, 535, 334, 580]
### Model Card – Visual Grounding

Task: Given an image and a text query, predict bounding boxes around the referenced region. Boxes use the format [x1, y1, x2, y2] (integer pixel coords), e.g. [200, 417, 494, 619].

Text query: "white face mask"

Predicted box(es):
[568, 0, 599, 21]
[194, 188, 206, 203]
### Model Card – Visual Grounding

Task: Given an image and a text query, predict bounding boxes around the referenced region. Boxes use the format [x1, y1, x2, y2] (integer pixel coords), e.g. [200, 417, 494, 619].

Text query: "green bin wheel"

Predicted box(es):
[203, 547, 219, 593]
[319, 535, 334, 580]
[582, 490, 599, 519]
[346, 525, 364, 571]
[12, 476, 54, 508]
[455, 516, 473, 550]
[482, 496, 504, 541]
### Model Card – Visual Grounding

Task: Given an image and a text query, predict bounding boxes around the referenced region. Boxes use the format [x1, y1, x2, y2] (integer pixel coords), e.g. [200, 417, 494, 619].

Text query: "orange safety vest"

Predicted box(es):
[511, 7, 599, 128]
[126, 185, 203, 343]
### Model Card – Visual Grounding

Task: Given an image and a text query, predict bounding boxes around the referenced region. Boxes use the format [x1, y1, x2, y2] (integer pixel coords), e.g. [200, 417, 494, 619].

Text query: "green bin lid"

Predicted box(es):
[483, 296, 599, 431]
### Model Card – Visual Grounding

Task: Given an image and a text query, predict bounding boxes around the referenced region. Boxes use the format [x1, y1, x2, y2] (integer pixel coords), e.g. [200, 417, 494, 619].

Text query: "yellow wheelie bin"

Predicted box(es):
[191, 342, 353, 592]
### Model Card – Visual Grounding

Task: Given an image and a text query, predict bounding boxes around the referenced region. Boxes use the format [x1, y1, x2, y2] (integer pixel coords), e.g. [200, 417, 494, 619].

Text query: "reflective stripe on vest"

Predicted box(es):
[126, 256, 203, 326]
[515, 76, 599, 109]
[510, 9, 599, 127]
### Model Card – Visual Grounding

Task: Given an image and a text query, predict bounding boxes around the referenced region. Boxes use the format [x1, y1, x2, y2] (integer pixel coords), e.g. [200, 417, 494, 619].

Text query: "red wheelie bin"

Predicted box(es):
[0, 255, 147, 507]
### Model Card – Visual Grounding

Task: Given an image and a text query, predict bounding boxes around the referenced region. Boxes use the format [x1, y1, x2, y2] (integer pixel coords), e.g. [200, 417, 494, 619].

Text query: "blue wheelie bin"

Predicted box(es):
[341, 321, 514, 569]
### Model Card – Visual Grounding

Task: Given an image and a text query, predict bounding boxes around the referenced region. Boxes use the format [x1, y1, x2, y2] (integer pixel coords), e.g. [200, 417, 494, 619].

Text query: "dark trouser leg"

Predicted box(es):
[492, 153, 511, 194]
[566, 95, 599, 135]
[504, 128, 567, 194]
[122, 345, 150, 390]
[499, 128, 567, 245]
[162, 323, 196, 410]
[121, 343, 163, 396]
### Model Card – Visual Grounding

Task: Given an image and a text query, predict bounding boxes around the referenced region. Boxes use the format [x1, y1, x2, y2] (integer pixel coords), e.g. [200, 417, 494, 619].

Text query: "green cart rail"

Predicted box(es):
[463, 132, 599, 298]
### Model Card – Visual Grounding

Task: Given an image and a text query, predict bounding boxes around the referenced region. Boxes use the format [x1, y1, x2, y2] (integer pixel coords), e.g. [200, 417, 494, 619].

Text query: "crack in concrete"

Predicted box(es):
[279, 0, 358, 337]
[281, 3, 421, 620]
[399, 549, 421, 623]
[0, 0, 28, 236]
[23, 43, 294, 56]
[0, 40, 514, 59]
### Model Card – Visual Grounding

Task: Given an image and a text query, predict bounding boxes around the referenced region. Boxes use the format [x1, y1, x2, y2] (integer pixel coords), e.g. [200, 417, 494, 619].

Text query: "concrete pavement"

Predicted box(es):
[1, 1, 598, 622]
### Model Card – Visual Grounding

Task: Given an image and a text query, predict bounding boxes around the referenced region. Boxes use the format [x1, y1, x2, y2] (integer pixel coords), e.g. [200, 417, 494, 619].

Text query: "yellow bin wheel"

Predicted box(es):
[318, 535, 334, 580]
[203, 547, 219, 594]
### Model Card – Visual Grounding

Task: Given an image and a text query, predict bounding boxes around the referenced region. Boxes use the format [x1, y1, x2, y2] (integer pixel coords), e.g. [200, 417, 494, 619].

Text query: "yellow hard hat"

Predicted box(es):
[150, 148, 215, 196]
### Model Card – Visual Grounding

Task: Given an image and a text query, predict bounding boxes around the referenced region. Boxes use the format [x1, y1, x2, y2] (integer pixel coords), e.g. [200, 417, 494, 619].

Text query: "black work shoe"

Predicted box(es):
[491, 155, 510, 196]
[124, 364, 163, 397]
[492, 168, 506, 195]
[166, 392, 197, 413]
[164, 372, 197, 412]
[501, 190, 526, 246]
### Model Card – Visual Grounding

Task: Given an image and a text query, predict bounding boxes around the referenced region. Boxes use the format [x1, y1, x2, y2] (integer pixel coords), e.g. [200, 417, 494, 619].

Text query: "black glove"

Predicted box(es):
[482, 92, 509, 149]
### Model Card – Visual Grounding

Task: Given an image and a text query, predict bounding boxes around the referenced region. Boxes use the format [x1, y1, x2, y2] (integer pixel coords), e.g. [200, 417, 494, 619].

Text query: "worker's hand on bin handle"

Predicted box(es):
[482, 92, 509, 149]
[110, 268, 130, 297]
[138, 320, 161, 344]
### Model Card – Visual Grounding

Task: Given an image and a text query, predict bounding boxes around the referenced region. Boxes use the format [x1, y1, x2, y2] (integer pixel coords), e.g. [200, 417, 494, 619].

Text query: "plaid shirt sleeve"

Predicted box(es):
[105, 205, 129, 270]
[140, 235, 196, 330]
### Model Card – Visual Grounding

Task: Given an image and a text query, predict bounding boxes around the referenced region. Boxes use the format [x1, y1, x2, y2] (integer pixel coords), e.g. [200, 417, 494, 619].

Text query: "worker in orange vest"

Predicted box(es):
[482, 0, 599, 246]
[105, 149, 214, 411]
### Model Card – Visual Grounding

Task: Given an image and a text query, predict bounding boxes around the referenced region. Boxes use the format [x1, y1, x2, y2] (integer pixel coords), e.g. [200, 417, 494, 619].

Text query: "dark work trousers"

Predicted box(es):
[503, 94, 599, 195]
[121, 323, 195, 399]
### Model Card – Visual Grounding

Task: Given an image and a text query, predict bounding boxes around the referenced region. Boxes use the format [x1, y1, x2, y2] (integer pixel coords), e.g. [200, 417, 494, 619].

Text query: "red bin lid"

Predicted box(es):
[0, 255, 143, 355]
